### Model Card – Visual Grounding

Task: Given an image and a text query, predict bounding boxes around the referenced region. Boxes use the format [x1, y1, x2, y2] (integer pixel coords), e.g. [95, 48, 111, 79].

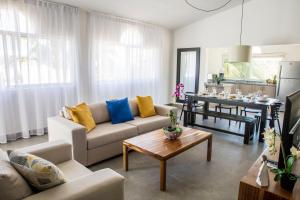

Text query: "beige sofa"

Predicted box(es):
[48, 100, 177, 166]
[15, 140, 124, 200]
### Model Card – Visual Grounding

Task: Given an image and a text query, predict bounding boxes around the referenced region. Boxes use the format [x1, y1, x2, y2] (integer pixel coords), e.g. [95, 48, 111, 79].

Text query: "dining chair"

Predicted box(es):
[179, 92, 203, 120]
[214, 104, 239, 126]
[239, 107, 261, 129]
[254, 102, 282, 134]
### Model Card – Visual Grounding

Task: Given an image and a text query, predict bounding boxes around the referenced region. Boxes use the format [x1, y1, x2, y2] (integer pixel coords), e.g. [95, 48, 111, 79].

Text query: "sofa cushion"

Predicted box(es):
[87, 122, 138, 149]
[56, 160, 92, 181]
[126, 115, 170, 134]
[68, 103, 96, 133]
[0, 160, 33, 200]
[106, 98, 133, 124]
[129, 99, 139, 117]
[89, 102, 110, 124]
[86, 100, 138, 124]
[9, 151, 66, 191]
[136, 96, 156, 118]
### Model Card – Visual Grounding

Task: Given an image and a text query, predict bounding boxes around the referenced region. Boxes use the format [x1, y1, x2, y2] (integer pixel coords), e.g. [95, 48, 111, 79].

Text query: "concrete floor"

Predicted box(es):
[0, 115, 275, 200]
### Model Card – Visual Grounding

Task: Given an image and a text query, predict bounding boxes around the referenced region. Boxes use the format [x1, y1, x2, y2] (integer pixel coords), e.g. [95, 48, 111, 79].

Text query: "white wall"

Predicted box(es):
[258, 45, 300, 61]
[172, 0, 300, 94]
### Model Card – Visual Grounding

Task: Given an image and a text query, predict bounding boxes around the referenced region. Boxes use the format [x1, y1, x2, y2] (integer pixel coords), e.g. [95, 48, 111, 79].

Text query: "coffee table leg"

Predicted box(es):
[160, 160, 166, 191]
[207, 136, 212, 161]
[123, 144, 128, 171]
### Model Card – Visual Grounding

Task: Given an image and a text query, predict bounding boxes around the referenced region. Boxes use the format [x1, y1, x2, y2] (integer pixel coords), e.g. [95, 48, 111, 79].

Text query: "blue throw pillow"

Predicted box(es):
[106, 98, 134, 124]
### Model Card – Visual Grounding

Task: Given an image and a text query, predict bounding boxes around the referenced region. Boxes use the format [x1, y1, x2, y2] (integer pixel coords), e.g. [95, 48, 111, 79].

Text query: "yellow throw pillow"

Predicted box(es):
[136, 96, 156, 118]
[68, 103, 96, 133]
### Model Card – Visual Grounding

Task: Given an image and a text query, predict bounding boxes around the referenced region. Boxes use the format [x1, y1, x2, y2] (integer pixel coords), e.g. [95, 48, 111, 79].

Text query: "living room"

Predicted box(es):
[0, 0, 300, 200]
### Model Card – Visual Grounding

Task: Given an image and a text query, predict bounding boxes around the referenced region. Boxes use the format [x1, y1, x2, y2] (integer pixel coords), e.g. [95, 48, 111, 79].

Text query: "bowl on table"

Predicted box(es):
[162, 127, 183, 140]
[257, 95, 269, 102]
[228, 94, 236, 100]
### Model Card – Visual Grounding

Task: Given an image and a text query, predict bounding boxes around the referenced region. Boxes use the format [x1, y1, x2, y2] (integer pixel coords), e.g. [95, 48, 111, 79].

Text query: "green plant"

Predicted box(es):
[169, 110, 177, 129]
[213, 74, 223, 84]
[272, 155, 297, 182]
[263, 128, 300, 182]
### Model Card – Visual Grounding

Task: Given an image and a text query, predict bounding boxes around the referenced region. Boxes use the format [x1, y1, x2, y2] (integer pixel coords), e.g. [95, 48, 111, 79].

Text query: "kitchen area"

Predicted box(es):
[204, 44, 300, 103]
[177, 44, 300, 141]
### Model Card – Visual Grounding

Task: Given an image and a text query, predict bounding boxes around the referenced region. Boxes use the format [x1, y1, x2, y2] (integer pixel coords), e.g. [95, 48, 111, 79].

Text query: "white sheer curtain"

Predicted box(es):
[0, 0, 79, 143]
[88, 13, 170, 104]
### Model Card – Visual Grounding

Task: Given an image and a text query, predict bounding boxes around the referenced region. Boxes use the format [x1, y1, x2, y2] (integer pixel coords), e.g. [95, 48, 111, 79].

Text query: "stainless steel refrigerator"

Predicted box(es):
[277, 61, 300, 105]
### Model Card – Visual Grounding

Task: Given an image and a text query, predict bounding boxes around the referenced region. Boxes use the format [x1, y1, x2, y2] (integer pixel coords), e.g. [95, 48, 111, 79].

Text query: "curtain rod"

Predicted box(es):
[87, 10, 168, 30]
[33, 0, 169, 30]
[26, 0, 78, 10]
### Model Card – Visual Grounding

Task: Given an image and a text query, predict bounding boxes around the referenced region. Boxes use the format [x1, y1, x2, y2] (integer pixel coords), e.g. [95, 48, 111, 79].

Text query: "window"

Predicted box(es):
[0, 0, 79, 143]
[93, 27, 160, 83]
[0, 35, 75, 86]
[224, 56, 282, 81]
[89, 14, 168, 102]
[0, 3, 77, 87]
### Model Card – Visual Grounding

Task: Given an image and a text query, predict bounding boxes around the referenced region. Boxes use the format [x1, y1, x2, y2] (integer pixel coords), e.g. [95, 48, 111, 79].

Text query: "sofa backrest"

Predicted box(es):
[88, 99, 139, 124]
[128, 99, 139, 117]
[89, 102, 110, 124]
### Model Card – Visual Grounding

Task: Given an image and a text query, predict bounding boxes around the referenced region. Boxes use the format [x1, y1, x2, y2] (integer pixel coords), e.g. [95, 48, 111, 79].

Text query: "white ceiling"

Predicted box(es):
[54, 0, 248, 29]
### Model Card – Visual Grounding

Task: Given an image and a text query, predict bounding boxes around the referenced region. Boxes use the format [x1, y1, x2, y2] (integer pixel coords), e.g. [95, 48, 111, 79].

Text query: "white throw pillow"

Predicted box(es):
[59, 110, 64, 117]
[62, 106, 72, 120]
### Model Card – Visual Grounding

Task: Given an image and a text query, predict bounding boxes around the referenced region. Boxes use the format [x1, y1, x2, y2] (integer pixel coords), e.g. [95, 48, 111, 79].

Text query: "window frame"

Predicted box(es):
[223, 54, 283, 83]
[0, 30, 76, 88]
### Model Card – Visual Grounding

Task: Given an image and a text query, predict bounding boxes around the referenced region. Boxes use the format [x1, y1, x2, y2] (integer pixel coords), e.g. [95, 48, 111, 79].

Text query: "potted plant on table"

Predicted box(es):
[212, 74, 223, 85]
[163, 110, 183, 140]
[263, 128, 300, 191]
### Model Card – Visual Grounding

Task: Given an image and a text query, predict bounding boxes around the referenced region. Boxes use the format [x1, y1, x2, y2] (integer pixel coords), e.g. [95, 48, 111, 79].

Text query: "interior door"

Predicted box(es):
[176, 48, 200, 102]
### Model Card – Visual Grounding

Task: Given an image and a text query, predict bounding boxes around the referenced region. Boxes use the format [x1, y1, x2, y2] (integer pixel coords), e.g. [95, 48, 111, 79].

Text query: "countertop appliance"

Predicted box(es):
[277, 61, 300, 107]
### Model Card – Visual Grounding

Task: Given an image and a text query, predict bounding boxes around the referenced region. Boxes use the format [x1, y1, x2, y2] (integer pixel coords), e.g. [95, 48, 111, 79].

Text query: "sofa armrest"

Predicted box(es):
[154, 104, 178, 117]
[16, 140, 72, 165]
[47, 116, 88, 166]
[23, 168, 124, 200]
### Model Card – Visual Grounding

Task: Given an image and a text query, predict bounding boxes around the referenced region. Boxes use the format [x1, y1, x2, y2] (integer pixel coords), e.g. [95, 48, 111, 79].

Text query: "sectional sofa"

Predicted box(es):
[48, 99, 177, 166]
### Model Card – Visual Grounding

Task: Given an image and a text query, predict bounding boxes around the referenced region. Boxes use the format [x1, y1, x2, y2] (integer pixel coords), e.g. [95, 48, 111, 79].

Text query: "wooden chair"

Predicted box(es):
[214, 104, 239, 126]
[239, 107, 261, 130]
[180, 92, 203, 120]
[255, 102, 282, 134]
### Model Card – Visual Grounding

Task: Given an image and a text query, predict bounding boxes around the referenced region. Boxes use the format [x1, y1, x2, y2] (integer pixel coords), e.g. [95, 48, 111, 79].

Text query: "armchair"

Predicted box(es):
[16, 140, 124, 200]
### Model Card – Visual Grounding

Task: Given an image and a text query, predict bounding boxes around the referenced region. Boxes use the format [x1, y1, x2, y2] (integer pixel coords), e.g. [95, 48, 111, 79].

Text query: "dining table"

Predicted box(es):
[185, 93, 279, 142]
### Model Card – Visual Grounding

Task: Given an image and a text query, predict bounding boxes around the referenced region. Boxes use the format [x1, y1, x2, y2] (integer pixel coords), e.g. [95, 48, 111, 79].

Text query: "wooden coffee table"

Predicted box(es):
[123, 127, 213, 191]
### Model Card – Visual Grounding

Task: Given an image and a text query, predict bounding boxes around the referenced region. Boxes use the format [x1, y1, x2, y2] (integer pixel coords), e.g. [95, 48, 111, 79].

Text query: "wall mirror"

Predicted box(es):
[176, 48, 200, 102]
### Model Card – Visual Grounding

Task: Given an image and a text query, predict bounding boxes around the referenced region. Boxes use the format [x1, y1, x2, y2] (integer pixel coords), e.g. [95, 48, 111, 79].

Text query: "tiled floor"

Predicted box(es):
[0, 113, 280, 200]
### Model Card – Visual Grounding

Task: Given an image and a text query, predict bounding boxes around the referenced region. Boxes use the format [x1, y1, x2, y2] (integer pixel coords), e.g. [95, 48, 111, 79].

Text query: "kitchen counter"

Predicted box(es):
[205, 81, 277, 97]
[207, 80, 276, 86]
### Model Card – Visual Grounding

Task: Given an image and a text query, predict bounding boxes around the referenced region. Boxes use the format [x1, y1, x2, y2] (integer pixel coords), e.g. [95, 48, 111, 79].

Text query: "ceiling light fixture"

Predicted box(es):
[184, 0, 233, 12]
[228, 0, 251, 63]
[184, 0, 251, 62]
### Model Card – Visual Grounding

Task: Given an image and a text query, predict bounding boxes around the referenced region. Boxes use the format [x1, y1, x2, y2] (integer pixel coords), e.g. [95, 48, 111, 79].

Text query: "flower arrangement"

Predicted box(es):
[173, 83, 184, 98]
[263, 128, 300, 191]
